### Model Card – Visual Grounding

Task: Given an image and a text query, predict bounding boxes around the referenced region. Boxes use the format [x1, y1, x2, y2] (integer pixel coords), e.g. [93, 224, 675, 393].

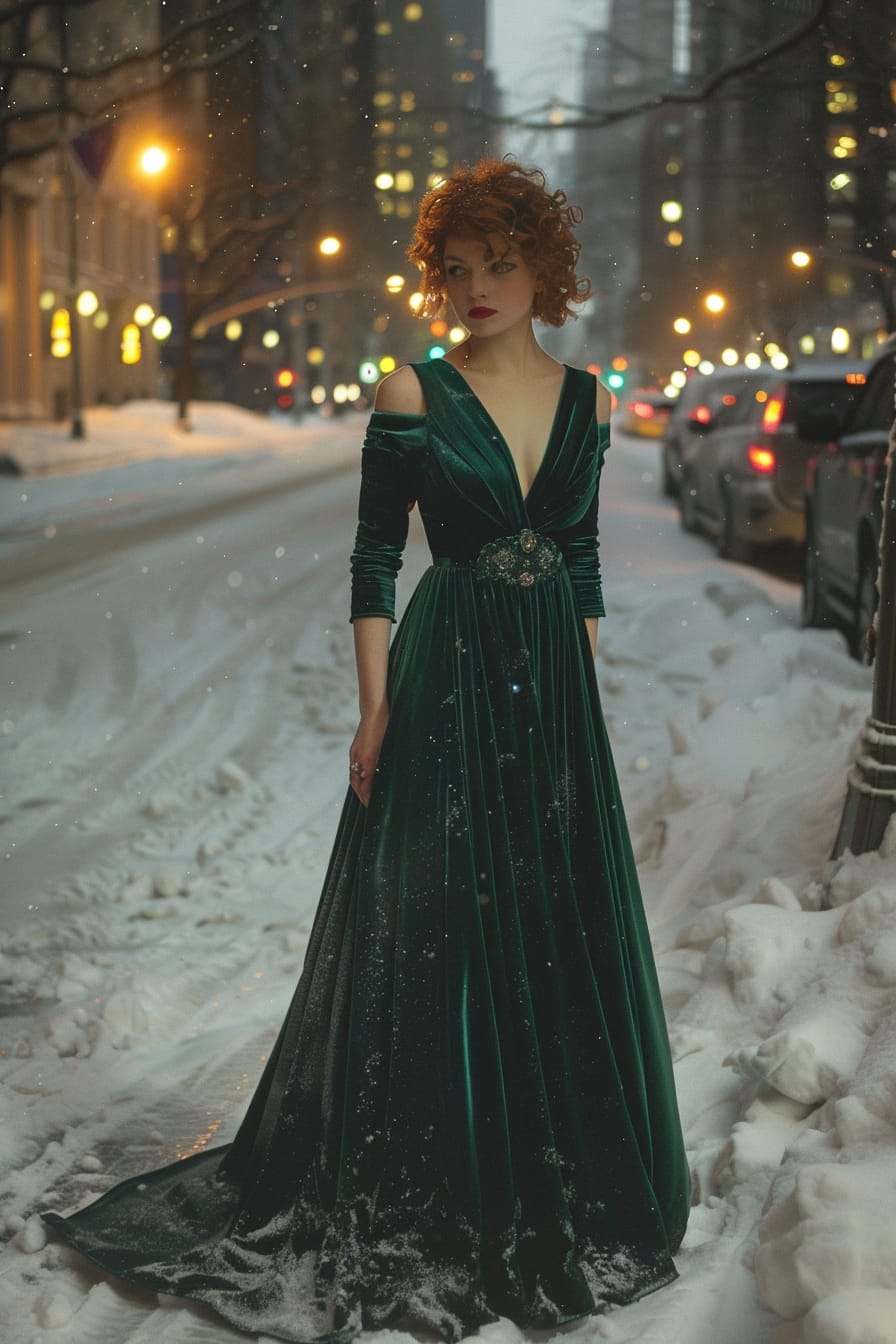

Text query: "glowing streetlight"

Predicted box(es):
[721, 348, 739, 366]
[660, 200, 683, 223]
[682, 349, 701, 367]
[704, 292, 726, 314]
[791, 250, 812, 268]
[672, 316, 691, 335]
[385, 274, 406, 294]
[133, 303, 155, 327]
[139, 145, 170, 176]
[319, 236, 342, 257]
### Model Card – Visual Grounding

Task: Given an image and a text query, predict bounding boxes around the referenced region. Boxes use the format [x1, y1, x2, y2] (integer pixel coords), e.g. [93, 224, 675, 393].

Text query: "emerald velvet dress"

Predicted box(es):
[43, 359, 690, 1342]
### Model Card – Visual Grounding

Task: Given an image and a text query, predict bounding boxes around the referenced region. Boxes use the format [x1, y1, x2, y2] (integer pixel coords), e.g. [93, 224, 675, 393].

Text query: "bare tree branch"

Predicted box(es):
[0, 0, 259, 79]
[463, 0, 832, 132]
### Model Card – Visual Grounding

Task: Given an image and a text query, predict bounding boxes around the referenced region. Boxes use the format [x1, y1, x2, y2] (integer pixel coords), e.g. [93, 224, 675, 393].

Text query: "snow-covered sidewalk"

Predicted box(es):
[1, 404, 895, 1344]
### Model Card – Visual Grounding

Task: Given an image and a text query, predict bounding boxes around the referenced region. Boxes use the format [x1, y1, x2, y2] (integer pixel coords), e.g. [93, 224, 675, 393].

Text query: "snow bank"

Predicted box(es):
[599, 569, 896, 1344]
[0, 397, 355, 476]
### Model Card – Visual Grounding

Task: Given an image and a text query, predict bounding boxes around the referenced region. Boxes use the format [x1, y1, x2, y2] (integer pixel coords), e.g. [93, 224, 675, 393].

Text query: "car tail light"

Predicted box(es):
[691, 405, 712, 424]
[845, 371, 866, 385]
[747, 444, 776, 474]
[761, 396, 785, 434]
[629, 400, 655, 419]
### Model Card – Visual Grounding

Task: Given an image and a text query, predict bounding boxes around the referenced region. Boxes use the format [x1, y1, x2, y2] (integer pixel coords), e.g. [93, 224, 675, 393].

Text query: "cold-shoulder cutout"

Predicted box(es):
[375, 364, 427, 415]
[596, 379, 612, 425]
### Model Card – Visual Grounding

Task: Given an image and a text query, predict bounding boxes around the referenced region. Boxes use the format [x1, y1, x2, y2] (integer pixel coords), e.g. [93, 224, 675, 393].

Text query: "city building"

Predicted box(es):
[0, 4, 162, 424]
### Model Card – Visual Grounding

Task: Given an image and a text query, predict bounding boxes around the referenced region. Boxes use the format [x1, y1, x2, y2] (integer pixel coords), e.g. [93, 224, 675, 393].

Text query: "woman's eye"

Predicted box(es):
[493, 262, 516, 274]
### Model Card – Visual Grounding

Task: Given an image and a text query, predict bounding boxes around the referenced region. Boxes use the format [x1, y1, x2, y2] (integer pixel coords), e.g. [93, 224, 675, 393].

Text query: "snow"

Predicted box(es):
[2, 401, 896, 1344]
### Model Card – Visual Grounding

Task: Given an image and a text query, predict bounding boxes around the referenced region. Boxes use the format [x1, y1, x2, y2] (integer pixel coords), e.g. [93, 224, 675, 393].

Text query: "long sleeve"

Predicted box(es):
[349, 411, 425, 623]
[555, 421, 610, 619]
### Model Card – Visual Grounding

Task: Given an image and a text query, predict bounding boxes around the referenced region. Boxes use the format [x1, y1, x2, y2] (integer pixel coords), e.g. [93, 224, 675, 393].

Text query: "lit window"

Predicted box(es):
[404, 3, 423, 20]
[433, 119, 449, 135]
[377, 119, 395, 136]
[396, 143, 413, 159]
[452, 70, 475, 83]
[431, 146, 449, 168]
[399, 91, 416, 111]
[394, 170, 415, 192]
[396, 199, 413, 218]
[373, 91, 395, 108]
[375, 172, 395, 190]
[375, 20, 392, 35]
[828, 52, 847, 66]
[379, 198, 396, 216]
[428, 173, 446, 189]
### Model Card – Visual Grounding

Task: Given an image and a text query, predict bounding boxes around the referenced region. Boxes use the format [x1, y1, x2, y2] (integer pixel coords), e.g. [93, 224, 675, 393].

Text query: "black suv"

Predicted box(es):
[801, 340, 895, 661]
[675, 363, 868, 563]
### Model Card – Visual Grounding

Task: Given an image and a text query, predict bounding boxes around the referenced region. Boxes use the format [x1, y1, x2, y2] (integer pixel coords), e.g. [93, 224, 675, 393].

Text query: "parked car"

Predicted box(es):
[675, 362, 869, 562]
[660, 367, 768, 497]
[618, 389, 675, 439]
[801, 339, 895, 661]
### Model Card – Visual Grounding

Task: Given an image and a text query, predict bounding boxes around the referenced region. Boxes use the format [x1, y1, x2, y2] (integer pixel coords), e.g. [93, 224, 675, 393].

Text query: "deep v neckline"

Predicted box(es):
[438, 359, 572, 505]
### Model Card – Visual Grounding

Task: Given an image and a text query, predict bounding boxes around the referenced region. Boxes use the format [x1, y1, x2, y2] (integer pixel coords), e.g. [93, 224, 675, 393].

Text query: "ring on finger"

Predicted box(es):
[350, 761, 363, 775]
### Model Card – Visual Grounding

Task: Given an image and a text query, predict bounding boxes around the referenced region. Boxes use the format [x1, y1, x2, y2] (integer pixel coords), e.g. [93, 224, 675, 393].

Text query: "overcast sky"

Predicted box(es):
[488, 0, 601, 178]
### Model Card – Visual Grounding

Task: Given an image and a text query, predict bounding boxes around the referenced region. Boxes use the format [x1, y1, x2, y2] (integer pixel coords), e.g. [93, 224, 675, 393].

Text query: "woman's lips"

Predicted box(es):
[468, 307, 497, 319]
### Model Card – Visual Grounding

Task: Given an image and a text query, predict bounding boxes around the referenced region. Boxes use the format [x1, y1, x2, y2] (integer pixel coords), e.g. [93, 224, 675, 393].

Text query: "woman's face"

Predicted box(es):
[442, 233, 538, 337]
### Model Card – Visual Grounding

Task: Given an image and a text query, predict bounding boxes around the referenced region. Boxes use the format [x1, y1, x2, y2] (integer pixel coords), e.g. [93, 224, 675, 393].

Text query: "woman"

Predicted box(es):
[44, 160, 690, 1342]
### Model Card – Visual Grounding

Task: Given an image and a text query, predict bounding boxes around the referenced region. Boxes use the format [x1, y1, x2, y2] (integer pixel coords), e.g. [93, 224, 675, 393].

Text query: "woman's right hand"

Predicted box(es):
[349, 708, 389, 807]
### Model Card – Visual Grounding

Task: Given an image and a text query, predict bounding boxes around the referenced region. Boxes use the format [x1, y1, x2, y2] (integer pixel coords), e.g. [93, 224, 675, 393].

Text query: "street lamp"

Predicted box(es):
[139, 145, 170, 177]
[704, 292, 727, 314]
[833, 413, 896, 855]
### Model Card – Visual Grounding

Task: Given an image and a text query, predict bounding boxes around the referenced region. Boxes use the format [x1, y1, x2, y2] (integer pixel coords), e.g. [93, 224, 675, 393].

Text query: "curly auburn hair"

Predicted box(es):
[406, 158, 592, 327]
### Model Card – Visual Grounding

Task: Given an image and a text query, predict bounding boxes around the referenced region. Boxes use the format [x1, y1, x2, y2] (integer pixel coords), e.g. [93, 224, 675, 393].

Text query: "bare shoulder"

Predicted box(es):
[374, 364, 426, 414]
[595, 379, 612, 424]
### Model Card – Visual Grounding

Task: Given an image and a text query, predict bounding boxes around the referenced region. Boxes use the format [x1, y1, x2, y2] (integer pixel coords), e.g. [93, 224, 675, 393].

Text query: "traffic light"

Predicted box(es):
[606, 355, 628, 391]
[274, 367, 296, 412]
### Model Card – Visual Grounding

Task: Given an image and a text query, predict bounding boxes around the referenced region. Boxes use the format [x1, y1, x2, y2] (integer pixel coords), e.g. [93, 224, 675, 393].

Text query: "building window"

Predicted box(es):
[396, 143, 413, 159]
[825, 81, 857, 114]
[399, 91, 416, 112]
[374, 91, 395, 108]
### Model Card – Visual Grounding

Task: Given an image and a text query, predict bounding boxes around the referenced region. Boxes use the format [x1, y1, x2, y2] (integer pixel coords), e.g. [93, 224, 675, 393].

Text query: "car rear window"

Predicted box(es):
[785, 379, 862, 422]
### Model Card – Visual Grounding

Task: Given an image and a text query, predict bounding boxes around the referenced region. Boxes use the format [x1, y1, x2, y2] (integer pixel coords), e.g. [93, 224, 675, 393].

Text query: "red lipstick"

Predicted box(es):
[468, 307, 497, 319]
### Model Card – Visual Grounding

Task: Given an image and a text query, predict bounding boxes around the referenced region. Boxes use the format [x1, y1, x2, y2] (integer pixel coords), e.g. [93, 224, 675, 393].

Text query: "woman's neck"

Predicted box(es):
[461, 323, 556, 380]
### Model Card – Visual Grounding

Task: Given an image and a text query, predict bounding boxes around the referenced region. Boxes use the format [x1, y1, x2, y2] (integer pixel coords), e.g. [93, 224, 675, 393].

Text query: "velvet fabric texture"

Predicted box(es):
[43, 360, 690, 1343]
